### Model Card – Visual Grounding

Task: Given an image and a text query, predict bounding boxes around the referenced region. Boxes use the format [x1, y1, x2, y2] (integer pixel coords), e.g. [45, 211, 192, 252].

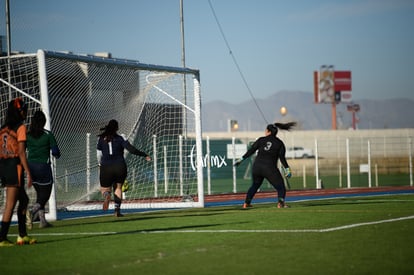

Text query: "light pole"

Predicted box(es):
[347, 104, 360, 130]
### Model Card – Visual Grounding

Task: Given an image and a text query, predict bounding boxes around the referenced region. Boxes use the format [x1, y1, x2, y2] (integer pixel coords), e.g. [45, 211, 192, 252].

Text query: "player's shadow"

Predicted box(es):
[34, 221, 249, 244]
[56, 209, 233, 228]
[115, 222, 234, 235]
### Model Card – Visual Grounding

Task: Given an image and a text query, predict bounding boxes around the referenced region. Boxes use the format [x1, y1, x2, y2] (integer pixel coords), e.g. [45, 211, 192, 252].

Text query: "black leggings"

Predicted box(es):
[245, 164, 286, 203]
[33, 184, 53, 209]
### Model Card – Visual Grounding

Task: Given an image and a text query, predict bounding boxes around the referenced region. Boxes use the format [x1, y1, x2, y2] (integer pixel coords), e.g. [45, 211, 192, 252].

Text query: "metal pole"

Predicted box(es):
[163, 146, 168, 193]
[207, 136, 211, 195]
[180, 0, 186, 69]
[193, 77, 204, 207]
[232, 136, 237, 193]
[409, 138, 413, 187]
[346, 138, 351, 188]
[179, 135, 183, 195]
[368, 140, 372, 188]
[86, 133, 91, 200]
[153, 135, 158, 197]
[315, 138, 320, 189]
[6, 0, 12, 99]
[180, 0, 188, 138]
[303, 165, 306, 189]
[332, 102, 337, 130]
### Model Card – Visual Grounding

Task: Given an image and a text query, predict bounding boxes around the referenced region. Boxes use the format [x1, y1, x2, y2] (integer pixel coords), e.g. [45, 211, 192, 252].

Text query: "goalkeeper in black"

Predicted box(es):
[234, 122, 296, 209]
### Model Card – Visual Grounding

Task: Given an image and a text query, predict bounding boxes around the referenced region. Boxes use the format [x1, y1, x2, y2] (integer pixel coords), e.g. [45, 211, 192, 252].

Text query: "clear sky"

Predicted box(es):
[2, 0, 413, 104]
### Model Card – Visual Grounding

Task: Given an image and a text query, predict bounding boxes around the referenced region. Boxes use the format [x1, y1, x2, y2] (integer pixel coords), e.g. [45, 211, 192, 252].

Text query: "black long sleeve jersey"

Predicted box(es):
[242, 135, 289, 169]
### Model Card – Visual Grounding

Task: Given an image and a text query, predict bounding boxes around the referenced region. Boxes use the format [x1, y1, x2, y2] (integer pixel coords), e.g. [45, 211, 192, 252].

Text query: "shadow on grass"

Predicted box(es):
[35, 221, 249, 244]
[53, 207, 246, 229]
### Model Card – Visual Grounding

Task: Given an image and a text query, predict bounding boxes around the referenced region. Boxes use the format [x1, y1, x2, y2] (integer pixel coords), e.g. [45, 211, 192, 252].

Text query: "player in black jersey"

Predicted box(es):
[235, 122, 296, 209]
[97, 120, 151, 217]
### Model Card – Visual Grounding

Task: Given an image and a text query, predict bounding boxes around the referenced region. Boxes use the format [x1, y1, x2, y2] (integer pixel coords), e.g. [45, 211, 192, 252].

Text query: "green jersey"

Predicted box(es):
[27, 130, 60, 163]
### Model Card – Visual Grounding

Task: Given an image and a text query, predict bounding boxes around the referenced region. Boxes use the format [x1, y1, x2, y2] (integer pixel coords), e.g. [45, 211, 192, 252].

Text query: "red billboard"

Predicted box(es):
[334, 71, 352, 91]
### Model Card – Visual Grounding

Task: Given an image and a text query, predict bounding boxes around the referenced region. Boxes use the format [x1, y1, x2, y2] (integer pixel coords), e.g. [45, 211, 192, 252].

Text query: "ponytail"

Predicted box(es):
[274, 122, 296, 131]
[267, 121, 296, 136]
[98, 119, 119, 142]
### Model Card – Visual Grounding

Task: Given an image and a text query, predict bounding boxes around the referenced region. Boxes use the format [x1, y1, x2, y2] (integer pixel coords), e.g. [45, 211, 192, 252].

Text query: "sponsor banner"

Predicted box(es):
[340, 91, 352, 103]
[314, 69, 352, 104]
[334, 71, 352, 91]
[227, 144, 247, 159]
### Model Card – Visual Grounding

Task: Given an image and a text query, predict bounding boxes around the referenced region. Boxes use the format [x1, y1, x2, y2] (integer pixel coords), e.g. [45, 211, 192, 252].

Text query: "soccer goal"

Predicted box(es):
[0, 50, 204, 220]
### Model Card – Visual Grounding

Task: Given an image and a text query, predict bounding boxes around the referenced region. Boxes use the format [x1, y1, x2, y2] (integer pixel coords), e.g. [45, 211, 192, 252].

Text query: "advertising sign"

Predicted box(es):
[314, 68, 352, 103]
[334, 71, 352, 91]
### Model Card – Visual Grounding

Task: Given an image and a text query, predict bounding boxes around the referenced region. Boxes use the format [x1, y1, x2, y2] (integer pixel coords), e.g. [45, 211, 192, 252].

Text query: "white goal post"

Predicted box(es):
[0, 50, 204, 220]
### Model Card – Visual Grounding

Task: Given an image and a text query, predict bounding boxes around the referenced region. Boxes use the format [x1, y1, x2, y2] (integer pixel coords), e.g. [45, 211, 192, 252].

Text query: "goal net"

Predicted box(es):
[0, 50, 204, 220]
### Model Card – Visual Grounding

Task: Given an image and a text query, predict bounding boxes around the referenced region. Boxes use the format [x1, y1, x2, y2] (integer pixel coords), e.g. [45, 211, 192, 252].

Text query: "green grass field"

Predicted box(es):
[2, 194, 414, 275]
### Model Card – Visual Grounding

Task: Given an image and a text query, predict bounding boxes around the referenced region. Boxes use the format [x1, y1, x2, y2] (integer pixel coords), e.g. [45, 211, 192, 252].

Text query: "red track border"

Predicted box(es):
[203, 186, 414, 203]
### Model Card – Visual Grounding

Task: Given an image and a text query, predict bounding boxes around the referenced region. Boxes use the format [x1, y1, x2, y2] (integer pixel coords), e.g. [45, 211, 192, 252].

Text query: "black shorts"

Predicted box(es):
[0, 157, 23, 187]
[29, 162, 53, 185]
[99, 162, 127, 188]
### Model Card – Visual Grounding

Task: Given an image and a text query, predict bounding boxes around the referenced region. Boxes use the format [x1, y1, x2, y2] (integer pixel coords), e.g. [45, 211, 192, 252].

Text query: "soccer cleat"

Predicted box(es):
[39, 221, 53, 229]
[114, 208, 124, 217]
[26, 210, 33, 230]
[242, 203, 253, 209]
[16, 235, 37, 245]
[0, 239, 14, 247]
[103, 192, 111, 211]
[277, 202, 290, 208]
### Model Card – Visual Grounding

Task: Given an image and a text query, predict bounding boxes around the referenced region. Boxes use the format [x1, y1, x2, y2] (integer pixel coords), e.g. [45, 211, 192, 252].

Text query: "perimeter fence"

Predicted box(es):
[201, 129, 414, 194]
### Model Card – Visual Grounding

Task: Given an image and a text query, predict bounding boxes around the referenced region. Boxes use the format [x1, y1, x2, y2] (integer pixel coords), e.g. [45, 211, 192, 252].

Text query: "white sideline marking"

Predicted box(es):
[146, 214, 414, 233]
[319, 215, 414, 232]
[11, 215, 414, 236]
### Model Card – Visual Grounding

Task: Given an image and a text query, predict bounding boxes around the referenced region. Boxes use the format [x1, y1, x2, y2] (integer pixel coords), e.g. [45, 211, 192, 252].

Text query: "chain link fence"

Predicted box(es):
[202, 129, 414, 194]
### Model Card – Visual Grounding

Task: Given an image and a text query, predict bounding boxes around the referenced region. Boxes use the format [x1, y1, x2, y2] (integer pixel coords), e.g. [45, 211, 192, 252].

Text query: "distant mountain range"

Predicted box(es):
[201, 91, 414, 131]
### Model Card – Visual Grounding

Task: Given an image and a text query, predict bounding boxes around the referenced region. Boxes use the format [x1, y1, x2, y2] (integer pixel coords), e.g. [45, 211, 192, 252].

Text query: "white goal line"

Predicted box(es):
[10, 215, 414, 237]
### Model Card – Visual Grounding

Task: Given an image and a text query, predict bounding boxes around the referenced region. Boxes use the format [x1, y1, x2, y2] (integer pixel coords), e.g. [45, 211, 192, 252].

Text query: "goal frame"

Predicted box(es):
[1, 50, 204, 221]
